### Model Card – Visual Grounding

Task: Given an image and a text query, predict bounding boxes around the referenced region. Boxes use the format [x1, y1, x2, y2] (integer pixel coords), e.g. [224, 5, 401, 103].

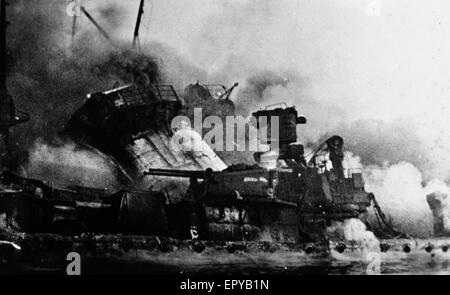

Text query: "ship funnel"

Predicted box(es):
[252, 103, 307, 165]
[252, 103, 306, 146]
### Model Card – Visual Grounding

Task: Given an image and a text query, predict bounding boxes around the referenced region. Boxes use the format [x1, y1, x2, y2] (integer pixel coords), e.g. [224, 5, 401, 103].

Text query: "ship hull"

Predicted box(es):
[1, 232, 450, 275]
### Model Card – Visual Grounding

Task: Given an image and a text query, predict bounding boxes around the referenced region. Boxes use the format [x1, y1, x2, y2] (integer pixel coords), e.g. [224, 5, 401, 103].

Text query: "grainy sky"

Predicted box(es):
[99, 0, 450, 120]
[88, 0, 450, 178]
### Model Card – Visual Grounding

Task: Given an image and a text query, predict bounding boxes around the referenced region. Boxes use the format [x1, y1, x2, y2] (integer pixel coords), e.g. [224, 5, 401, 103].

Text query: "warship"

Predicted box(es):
[0, 0, 439, 275]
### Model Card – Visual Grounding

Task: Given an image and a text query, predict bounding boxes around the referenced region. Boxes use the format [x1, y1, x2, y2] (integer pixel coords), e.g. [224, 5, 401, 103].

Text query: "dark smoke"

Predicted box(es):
[143, 42, 209, 91]
[94, 49, 160, 87]
[7, 0, 161, 152]
[234, 71, 290, 115]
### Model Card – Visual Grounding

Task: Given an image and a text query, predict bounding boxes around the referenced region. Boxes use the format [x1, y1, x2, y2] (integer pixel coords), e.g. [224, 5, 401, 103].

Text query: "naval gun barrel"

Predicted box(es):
[144, 168, 217, 178]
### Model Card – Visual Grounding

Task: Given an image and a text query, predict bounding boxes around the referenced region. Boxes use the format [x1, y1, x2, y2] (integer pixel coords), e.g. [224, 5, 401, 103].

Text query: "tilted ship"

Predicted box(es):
[0, 0, 406, 274]
[62, 82, 381, 243]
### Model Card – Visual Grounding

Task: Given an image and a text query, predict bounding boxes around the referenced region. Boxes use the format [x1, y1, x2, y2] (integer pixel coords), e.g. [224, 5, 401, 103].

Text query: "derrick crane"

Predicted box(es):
[132, 0, 145, 50]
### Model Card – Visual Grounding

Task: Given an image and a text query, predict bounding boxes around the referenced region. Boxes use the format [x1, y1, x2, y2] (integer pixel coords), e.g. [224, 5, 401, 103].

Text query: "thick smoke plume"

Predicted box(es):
[8, 1, 161, 148]
[7, 0, 450, 237]
[167, 0, 450, 237]
[6, 0, 165, 181]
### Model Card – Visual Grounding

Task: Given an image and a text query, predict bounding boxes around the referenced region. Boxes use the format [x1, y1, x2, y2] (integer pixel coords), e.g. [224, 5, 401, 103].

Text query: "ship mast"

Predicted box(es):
[0, 0, 29, 170]
[81, 6, 112, 42]
[132, 0, 145, 50]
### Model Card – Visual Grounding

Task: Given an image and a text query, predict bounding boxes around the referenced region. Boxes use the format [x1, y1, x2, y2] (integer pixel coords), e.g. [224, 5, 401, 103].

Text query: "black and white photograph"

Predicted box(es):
[0, 0, 449, 281]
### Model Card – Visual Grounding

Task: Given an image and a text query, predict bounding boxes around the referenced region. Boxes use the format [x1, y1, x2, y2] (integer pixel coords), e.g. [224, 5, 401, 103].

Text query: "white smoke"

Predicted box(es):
[364, 162, 434, 237]
[25, 140, 121, 189]
[327, 218, 380, 253]
[36, 0, 450, 180]
[342, 151, 450, 238]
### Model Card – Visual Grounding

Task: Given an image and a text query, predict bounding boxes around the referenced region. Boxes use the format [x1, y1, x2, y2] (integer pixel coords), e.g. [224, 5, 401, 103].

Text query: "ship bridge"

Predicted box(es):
[65, 84, 227, 191]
